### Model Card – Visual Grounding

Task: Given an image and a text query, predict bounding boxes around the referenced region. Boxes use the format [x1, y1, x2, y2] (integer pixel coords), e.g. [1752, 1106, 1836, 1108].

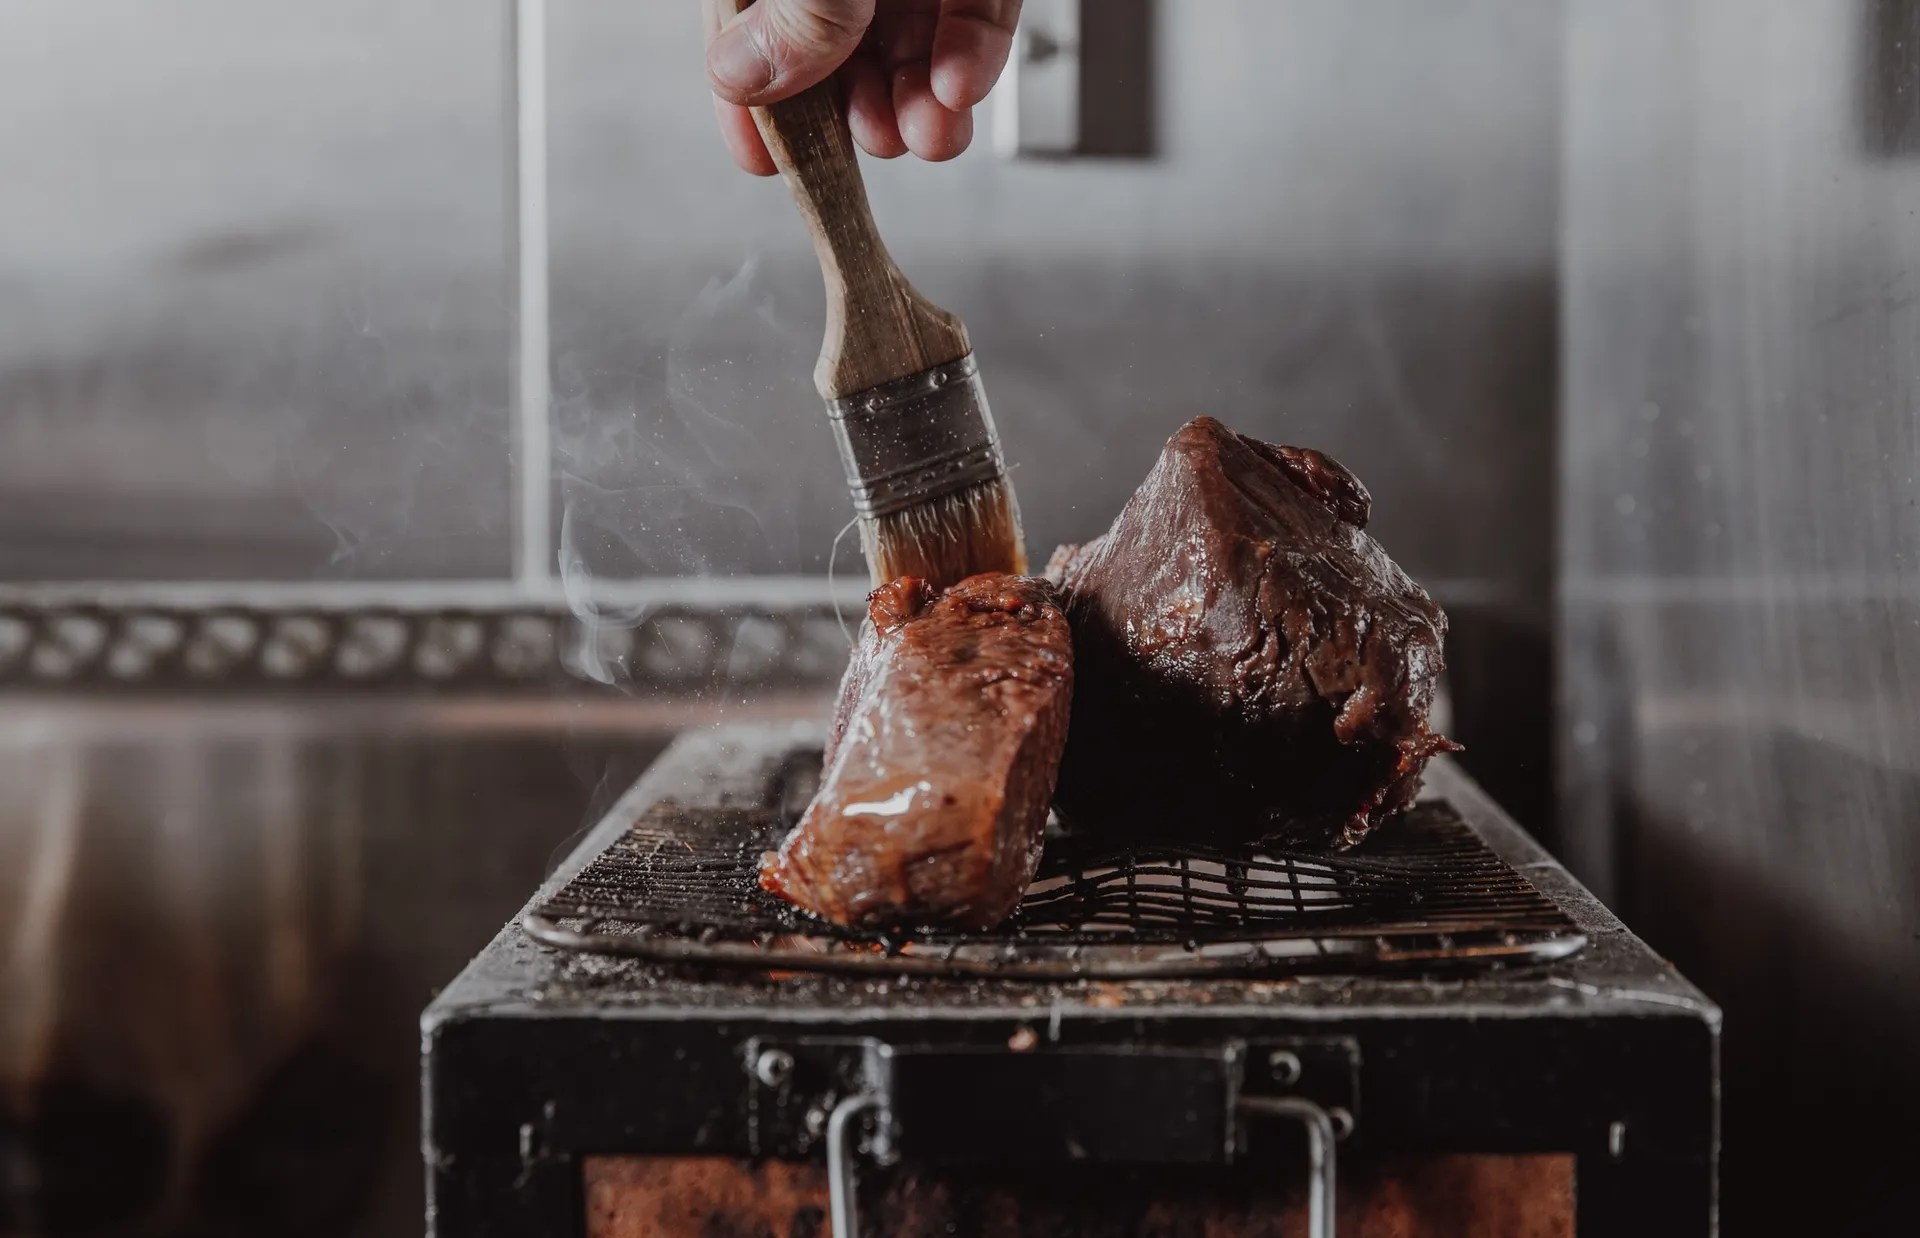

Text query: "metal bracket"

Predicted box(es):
[746, 1038, 894, 1238]
[1237, 1038, 1360, 1238]
[744, 1037, 893, 1161]
[1241, 1037, 1360, 1131]
[994, 0, 1081, 157]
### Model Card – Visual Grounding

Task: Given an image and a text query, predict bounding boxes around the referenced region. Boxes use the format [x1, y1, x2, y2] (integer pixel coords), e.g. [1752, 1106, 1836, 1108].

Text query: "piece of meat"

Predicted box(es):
[1048, 417, 1457, 849]
[760, 573, 1074, 930]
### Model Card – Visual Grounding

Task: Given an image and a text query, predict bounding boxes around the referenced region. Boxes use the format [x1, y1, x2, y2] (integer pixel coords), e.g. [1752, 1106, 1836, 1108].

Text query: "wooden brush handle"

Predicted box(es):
[731, 6, 970, 398]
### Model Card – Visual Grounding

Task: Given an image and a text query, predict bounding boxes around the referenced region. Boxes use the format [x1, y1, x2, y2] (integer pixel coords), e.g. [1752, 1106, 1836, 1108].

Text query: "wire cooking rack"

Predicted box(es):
[523, 752, 1585, 979]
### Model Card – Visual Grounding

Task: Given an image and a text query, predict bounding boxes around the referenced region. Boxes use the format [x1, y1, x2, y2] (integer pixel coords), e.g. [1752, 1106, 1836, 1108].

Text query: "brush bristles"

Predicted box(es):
[860, 478, 1028, 590]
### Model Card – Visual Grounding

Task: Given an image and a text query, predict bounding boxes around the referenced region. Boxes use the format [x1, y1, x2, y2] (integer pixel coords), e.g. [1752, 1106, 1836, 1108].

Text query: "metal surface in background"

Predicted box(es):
[0, 0, 1560, 601]
[0, 697, 711, 1237]
[1560, 1, 1920, 1231]
[0, 0, 513, 581]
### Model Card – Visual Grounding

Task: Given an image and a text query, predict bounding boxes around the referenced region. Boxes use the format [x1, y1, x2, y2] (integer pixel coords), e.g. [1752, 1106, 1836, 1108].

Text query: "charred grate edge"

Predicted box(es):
[524, 751, 1585, 980]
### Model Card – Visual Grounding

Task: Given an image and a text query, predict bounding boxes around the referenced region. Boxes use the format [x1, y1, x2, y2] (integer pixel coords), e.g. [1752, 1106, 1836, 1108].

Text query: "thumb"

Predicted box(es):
[707, 0, 875, 106]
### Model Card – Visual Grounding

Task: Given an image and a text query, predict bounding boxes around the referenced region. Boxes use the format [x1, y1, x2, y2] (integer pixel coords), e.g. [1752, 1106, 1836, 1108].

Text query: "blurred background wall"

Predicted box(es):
[1560, 1, 1920, 1230]
[0, 0, 515, 582]
[0, 0, 1913, 1235]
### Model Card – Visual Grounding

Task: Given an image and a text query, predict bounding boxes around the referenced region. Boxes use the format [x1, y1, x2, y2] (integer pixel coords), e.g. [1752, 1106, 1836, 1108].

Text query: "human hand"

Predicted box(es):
[704, 0, 1023, 174]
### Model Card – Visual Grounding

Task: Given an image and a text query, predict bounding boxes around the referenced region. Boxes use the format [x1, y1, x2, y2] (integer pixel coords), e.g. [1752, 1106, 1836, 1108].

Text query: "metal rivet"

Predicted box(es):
[1329, 1107, 1355, 1141]
[753, 1048, 795, 1087]
[1267, 1049, 1303, 1086]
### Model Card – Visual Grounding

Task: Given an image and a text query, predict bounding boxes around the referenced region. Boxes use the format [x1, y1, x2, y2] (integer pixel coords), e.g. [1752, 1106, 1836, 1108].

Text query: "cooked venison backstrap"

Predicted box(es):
[1048, 416, 1457, 849]
[760, 573, 1074, 930]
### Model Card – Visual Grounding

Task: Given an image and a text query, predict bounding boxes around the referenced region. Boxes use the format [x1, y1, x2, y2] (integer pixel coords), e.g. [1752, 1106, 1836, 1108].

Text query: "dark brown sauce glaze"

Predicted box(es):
[760, 573, 1074, 929]
[1048, 416, 1457, 849]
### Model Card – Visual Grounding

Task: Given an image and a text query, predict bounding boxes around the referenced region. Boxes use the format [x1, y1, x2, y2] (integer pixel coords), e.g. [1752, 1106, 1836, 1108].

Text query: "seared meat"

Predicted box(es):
[760, 573, 1073, 930]
[1048, 417, 1456, 848]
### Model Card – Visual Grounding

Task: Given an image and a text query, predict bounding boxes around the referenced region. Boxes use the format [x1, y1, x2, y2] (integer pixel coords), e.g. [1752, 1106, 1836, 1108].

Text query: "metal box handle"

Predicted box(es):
[825, 1095, 1347, 1238]
[1238, 1095, 1343, 1238]
[826, 1092, 886, 1238]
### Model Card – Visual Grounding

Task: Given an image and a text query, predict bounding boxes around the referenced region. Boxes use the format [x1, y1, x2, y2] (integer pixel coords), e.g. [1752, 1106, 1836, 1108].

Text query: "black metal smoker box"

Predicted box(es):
[423, 722, 1718, 1237]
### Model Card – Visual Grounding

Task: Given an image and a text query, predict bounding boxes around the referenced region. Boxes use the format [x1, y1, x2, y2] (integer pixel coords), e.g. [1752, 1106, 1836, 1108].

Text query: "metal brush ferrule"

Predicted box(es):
[825, 355, 1007, 519]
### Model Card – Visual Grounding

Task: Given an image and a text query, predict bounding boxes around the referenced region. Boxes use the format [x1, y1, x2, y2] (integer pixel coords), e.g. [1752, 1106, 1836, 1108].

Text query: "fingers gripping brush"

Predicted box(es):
[740, 54, 1028, 587]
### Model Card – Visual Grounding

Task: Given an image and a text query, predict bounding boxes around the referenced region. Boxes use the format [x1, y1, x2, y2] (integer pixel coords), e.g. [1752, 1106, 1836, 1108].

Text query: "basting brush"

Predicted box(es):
[741, 61, 1028, 589]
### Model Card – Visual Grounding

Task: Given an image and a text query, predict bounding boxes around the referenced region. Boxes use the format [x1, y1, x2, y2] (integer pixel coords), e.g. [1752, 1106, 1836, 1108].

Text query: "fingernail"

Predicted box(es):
[708, 23, 774, 97]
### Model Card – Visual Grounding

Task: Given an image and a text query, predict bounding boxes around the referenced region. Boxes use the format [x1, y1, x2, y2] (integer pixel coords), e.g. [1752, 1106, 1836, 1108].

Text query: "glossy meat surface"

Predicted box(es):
[760, 574, 1074, 930]
[1048, 417, 1456, 848]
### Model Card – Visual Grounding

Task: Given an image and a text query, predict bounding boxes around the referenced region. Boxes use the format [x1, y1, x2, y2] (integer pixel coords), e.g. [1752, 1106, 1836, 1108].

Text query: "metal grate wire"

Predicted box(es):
[524, 749, 1584, 979]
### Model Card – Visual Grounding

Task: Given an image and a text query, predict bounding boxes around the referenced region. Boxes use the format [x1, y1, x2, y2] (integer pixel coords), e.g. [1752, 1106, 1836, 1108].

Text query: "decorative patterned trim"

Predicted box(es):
[0, 586, 858, 693]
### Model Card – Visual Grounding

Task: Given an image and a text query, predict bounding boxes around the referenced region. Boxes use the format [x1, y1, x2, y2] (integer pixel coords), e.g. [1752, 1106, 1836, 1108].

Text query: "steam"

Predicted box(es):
[555, 255, 827, 687]
[272, 270, 515, 578]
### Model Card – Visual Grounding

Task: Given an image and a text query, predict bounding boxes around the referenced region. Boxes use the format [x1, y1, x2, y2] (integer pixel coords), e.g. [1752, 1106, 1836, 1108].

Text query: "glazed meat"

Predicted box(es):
[1048, 417, 1456, 848]
[760, 573, 1074, 930]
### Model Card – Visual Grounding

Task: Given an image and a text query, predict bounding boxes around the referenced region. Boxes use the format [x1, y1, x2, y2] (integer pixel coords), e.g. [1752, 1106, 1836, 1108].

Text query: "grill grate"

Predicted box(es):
[524, 750, 1585, 979]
